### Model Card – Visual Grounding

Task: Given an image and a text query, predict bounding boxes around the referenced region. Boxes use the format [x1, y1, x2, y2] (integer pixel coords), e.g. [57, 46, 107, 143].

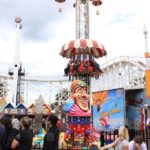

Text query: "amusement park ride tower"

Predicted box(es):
[8, 17, 25, 106]
[58, 0, 106, 88]
[55, 0, 106, 149]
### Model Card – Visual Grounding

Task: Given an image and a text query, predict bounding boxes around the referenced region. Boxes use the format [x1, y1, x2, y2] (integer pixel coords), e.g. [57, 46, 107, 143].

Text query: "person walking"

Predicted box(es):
[43, 114, 59, 150]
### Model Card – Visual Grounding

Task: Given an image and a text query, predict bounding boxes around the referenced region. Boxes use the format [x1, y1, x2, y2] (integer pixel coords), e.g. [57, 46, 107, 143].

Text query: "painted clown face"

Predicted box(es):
[72, 86, 90, 111]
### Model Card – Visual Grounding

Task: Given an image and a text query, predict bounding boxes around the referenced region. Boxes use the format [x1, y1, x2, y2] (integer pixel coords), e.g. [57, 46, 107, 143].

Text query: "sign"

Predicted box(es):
[125, 89, 147, 130]
[10, 109, 18, 114]
[145, 70, 150, 98]
[18, 109, 26, 115]
[4, 108, 27, 115]
[5, 108, 18, 114]
[92, 88, 125, 131]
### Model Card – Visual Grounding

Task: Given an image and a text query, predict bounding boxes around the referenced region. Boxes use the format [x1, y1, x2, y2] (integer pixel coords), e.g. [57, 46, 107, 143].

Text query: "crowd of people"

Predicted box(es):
[100, 127, 147, 150]
[0, 114, 60, 150]
[0, 115, 148, 150]
[0, 115, 33, 150]
[64, 59, 103, 81]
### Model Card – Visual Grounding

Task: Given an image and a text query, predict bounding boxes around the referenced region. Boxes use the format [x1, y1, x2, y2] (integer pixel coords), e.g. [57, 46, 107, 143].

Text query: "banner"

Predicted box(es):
[145, 69, 150, 98]
[4, 108, 18, 115]
[92, 88, 125, 131]
[125, 89, 150, 130]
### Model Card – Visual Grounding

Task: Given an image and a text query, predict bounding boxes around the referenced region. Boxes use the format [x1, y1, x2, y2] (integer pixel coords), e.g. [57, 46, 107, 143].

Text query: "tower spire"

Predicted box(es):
[143, 24, 150, 68]
[8, 17, 25, 106]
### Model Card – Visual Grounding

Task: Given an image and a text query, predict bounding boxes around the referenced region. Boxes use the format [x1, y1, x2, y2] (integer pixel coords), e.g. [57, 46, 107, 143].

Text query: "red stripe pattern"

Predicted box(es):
[60, 39, 106, 58]
[55, 0, 65, 2]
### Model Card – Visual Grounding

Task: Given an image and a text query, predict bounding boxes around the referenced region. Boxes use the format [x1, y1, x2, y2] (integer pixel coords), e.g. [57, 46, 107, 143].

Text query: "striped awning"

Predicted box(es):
[55, 0, 65, 2]
[60, 39, 106, 58]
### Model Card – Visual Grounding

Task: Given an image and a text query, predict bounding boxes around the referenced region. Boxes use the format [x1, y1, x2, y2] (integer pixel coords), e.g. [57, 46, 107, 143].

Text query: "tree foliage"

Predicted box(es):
[0, 78, 8, 98]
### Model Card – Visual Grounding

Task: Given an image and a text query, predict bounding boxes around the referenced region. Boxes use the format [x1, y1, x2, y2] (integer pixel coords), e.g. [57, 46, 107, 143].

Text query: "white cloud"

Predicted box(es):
[90, 0, 149, 63]
[1, 0, 150, 105]
[0, 0, 150, 76]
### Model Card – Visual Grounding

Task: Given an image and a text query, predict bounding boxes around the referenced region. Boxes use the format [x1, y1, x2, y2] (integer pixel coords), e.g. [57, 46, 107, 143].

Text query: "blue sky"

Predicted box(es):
[0, 0, 149, 77]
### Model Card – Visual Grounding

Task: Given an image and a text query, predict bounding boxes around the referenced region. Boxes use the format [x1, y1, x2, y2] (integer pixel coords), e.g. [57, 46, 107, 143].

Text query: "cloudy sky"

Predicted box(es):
[0, 0, 150, 78]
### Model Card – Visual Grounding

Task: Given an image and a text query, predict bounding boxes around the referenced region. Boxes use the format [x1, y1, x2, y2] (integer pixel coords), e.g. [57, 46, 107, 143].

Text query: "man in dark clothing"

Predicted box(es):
[43, 114, 59, 150]
[16, 129, 33, 150]
[3, 117, 18, 150]
[0, 117, 5, 150]
[11, 117, 33, 150]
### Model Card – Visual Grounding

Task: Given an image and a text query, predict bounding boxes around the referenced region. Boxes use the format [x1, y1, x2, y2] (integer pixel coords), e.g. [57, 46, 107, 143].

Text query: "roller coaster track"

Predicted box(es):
[0, 56, 147, 105]
[92, 56, 146, 92]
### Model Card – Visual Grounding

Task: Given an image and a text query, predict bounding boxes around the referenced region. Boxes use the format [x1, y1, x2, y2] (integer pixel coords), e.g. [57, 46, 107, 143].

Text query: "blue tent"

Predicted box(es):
[16, 103, 27, 115]
[16, 103, 27, 110]
[5, 102, 14, 109]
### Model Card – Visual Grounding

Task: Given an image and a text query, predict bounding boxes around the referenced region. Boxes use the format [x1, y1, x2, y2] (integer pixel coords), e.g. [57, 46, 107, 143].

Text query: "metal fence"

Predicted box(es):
[32, 129, 150, 150]
[32, 142, 74, 150]
[32, 142, 75, 150]
[100, 129, 150, 150]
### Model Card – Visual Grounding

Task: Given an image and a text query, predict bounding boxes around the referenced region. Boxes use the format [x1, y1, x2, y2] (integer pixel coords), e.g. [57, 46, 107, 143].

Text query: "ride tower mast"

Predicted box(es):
[74, 0, 91, 86]
[59, 0, 106, 89]
[75, 0, 89, 39]
[8, 17, 25, 106]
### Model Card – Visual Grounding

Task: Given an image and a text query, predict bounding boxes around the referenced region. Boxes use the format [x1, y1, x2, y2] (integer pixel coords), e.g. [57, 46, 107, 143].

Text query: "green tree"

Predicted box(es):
[0, 78, 8, 98]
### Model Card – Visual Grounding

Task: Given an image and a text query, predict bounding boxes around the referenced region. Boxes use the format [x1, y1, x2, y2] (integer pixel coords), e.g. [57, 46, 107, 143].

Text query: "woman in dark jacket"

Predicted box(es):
[3, 117, 18, 150]
[0, 117, 5, 150]
[43, 114, 59, 150]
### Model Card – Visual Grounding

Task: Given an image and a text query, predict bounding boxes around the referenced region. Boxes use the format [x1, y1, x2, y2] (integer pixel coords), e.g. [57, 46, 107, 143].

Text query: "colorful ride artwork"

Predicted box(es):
[63, 80, 100, 150]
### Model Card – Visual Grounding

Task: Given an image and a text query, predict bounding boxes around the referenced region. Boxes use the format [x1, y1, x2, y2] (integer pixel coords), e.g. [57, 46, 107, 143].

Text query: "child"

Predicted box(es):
[101, 127, 129, 150]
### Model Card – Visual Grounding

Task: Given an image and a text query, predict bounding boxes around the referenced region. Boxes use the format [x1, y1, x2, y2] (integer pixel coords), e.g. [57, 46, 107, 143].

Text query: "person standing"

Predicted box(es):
[0, 117, 5, 150]
[101, 127, 129, 150]
[128, 135, 147, 150]
[146, 117, 150, 130]
[12, 116, 20, 130]
[11, 117, 33, 150]
[3, 117, 18, 150]
[43, 114, 59, 150]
